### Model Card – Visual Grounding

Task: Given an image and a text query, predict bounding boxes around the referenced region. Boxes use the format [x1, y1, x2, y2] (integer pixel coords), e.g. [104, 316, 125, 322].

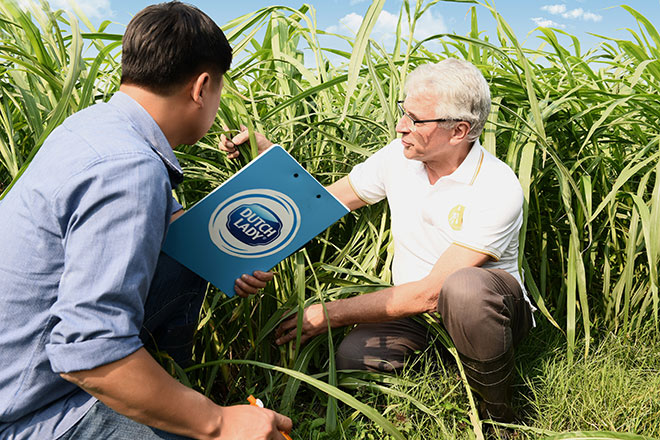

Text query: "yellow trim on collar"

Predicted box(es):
[469, 150, 485, 186]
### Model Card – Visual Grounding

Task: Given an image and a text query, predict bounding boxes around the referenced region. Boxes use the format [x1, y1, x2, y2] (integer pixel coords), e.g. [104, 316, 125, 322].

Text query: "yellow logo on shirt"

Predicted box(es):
[448, 205, 465, 231]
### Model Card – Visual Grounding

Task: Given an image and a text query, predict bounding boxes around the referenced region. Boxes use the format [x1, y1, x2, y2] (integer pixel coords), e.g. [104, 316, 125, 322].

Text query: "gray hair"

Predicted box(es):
[403, 58, 491, 142]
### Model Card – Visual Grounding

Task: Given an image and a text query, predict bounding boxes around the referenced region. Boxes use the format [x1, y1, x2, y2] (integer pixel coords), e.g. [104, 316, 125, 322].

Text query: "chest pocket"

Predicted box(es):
[421, 186, 473, 233]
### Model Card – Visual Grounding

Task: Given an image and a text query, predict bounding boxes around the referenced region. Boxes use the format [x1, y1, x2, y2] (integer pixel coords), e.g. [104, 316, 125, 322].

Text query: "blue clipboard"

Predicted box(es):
[162, 145, 349, 297]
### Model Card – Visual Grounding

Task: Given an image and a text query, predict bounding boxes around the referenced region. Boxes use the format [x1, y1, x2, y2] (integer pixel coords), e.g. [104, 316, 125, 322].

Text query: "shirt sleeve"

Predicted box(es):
[171, 195, 183, 214]
[452, 183, 524, 261]
[347, 141, 398, 205]
[45, 153, 171, 373]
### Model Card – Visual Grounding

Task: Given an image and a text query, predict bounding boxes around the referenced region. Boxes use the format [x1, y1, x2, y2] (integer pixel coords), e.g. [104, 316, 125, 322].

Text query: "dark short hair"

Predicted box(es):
[121, 1, 232, 95]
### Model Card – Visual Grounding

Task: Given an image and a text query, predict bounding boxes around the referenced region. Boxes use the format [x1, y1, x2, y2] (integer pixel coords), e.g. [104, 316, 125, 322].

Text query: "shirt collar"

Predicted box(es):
[108, 91, 184, 187]
[441, 140, 485, 185]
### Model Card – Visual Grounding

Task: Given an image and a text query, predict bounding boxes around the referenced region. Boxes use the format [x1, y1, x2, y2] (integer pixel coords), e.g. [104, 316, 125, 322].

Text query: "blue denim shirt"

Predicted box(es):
[0, 92, 184, 439]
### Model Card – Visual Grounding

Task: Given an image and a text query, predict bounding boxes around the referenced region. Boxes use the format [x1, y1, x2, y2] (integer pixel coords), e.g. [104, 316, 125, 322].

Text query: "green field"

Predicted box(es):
[1, 0, 659, 438]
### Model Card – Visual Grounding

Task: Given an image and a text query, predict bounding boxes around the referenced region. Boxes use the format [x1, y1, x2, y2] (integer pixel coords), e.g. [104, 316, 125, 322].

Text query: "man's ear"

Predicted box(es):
[451, 121, 471, 143]
[190, 72, 211, 106]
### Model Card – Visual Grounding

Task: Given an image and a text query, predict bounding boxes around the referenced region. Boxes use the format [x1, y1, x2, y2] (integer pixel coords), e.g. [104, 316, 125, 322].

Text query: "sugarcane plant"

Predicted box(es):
[1, 0, 659, 438]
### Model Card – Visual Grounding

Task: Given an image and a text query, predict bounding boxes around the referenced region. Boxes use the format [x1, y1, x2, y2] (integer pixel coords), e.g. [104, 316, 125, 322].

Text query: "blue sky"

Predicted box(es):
[47, 0, 660, 57]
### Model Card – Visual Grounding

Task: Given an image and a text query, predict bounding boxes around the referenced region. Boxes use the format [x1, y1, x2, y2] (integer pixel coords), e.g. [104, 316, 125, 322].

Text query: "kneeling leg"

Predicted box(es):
[437, 267, 532, 422]
[336, 317, 430, 372]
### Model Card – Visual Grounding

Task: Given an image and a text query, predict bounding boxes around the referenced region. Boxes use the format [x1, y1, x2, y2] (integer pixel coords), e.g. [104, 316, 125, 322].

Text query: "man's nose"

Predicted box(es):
[396, 116, 411, 134]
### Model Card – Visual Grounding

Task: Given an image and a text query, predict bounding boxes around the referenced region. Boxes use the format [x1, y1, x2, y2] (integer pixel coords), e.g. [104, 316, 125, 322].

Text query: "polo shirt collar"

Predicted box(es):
[441, 140, 485, 185]
[108, 91, 184, 187]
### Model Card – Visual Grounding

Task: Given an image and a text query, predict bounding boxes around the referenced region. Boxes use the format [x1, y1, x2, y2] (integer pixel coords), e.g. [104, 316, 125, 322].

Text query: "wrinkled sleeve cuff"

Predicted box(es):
[347, 174, 378, 205]
[46, 336, 143, 373]
[452, 241, 502, 261]
[171, 197, 183, 215]
[347, 172, 385, 205]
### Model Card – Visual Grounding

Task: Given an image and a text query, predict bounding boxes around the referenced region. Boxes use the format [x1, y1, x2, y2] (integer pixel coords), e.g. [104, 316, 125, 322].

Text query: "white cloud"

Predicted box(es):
[409, 8, 447, 40]
[50, 0, 113, 19]
[582, 11, 603, 22]
[541, 4, 566, 15]
[531, 17, 566, 29]
[327, 9, 446, 46]
[562, 7, 584, 19]
[562, 7, 602, 21]
[539, 4, 602, 22]
[326, 12, 363, 35]
[374, 10, 400, 35]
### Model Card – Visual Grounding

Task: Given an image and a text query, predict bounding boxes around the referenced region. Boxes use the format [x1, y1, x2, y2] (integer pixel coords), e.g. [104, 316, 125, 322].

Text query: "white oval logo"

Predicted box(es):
[208, 189, 301, 258]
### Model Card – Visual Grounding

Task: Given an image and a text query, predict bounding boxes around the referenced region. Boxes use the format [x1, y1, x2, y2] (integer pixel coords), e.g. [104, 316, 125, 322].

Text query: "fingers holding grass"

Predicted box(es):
[275, 304, 327, 345]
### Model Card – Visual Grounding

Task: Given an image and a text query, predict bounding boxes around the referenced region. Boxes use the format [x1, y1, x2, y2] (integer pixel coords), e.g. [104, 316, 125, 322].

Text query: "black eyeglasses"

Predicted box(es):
[396, 100, 462, 132]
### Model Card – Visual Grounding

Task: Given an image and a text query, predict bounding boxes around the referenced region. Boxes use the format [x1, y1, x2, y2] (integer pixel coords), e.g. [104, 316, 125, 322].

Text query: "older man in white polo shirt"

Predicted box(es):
[224, 58, 534, 423]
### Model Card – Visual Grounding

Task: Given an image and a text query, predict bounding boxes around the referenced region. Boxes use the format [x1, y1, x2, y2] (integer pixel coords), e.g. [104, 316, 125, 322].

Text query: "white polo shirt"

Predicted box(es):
[348, 139, 527, 298]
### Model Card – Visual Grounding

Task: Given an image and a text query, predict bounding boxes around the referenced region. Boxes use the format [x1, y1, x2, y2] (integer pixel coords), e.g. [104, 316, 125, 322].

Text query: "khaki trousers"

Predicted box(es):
[335, 267, 533, 421]
[336, 267, 532, 370]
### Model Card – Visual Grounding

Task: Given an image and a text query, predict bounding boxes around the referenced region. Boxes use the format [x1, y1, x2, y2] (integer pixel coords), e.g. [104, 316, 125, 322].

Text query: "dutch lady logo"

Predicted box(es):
[448, 204, 465, 231]
[209, 189, 301, 258]
[227, 204, 282, 245]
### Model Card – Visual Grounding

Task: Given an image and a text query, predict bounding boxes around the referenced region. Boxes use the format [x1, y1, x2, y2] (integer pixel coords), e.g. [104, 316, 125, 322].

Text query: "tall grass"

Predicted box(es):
[0, 0, 121, 193]
[2, 0, 660, 437]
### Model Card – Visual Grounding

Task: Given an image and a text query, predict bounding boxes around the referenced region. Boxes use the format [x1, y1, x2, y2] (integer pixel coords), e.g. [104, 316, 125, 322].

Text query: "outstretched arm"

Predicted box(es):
[326, 176, 367, 212]
[275, 244, 489, 345]
[61, 348, 292, 440]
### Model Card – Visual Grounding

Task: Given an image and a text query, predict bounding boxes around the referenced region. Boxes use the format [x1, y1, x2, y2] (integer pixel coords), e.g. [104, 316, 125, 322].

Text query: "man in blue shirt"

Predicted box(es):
[0, 3, 291, 439]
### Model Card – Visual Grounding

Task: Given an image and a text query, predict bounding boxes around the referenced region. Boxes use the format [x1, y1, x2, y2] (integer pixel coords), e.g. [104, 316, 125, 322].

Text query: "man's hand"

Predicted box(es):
[218, 405, 292, 440]
[219, 125, 274, 159]
[234, 270, 274, 298]
[274, 304, 329, 346]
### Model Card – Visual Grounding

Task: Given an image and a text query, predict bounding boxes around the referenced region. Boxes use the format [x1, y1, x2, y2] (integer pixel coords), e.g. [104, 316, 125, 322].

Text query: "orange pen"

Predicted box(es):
[247, 395, 293, 440]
